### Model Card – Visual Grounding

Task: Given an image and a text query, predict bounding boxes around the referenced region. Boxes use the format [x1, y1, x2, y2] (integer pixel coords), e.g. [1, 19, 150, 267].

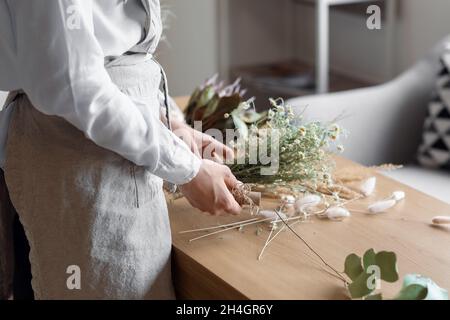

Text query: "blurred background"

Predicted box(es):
[2, 0, 450, 104]
[1, 0, 450, 202]
[153, 0, 450, 101]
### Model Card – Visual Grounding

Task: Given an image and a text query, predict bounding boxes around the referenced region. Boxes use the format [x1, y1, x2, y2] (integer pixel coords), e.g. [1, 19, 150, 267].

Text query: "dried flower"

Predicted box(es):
[368, 199, 397, 213]
[295, 194, 321, 213]
[391, 191, 405, 201]
[359, 177, 377, 197]
[431, 216, 450, 225]
[258, 210, 287, 221]
[325, 207, 351, 221]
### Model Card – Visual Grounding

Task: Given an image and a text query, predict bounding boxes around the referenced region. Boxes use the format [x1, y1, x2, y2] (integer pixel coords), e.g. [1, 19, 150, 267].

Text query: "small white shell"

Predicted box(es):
[359, 177, 377, 196]
[258, 210, 287, 221]
[325, 207, 351, 221]
[432, 216, 450, 225]
[368, 199, 397, 213]
[391, 191, 405, 201]
[295, 195, 321, 213]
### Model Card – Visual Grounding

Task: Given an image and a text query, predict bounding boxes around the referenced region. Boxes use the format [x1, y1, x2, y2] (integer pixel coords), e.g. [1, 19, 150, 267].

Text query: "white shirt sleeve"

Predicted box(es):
[9, 0, 201, 185]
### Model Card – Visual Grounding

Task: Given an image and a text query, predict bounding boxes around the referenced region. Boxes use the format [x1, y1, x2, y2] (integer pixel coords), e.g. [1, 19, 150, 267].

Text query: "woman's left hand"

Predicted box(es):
[171, 120, 234, 163]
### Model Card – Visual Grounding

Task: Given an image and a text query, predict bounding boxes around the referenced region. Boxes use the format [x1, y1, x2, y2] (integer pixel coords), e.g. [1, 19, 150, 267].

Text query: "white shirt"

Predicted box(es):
[0, 0, 201, 185]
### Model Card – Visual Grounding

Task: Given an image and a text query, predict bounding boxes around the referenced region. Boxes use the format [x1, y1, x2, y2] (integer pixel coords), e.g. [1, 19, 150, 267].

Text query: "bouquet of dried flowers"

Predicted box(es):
[185, 76, 345, 196]
[229, 97, 344, 188]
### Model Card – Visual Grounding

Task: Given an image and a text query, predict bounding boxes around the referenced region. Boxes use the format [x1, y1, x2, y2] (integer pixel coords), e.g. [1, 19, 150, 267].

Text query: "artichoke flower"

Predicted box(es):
[185, 75, 266, 135]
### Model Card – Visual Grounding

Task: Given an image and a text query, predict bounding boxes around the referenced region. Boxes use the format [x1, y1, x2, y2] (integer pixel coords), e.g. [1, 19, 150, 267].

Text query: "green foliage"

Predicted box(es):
[344, 254, 364, 281]
[394, 284, 428, 300]
[401, 274, 449, 300]
[344, 249, 448, 300]
[185, 76, 248, 133]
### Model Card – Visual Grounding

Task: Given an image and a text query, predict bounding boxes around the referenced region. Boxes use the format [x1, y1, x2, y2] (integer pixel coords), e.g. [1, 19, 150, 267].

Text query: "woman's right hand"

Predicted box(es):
[179, 159, 242, 216]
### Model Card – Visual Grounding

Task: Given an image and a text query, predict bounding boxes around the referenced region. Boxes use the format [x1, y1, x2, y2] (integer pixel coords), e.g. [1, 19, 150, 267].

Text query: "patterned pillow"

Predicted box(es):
[417, 52, 450, 170]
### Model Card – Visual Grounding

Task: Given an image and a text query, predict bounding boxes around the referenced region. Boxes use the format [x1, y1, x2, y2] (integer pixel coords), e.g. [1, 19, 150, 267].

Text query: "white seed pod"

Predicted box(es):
[359, 177, 377, 196]
[391, 191, 405, 201]
[295, 195, 321, 213]
[325, 207, 351, 221]
[258, 210, 287, 221]
[281, 194, 296, 204]
[368, 199, 397, 214]
[431, 216, 450, 225]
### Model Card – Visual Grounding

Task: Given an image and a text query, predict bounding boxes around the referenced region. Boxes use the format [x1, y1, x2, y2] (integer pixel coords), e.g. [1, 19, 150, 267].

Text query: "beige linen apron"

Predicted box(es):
[4, 54, 176, 299]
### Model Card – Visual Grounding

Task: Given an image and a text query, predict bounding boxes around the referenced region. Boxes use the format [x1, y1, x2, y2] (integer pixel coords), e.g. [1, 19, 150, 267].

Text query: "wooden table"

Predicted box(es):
[169, 98, 450, 300]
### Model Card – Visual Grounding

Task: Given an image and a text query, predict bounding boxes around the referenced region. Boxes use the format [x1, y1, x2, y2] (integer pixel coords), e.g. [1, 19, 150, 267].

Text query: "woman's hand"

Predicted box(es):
[171, 120, 234, 163]
[179, 159, 241, 216]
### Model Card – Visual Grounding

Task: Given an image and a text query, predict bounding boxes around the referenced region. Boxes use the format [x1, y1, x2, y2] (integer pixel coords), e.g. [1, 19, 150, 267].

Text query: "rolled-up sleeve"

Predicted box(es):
[8, 0, 200, 185]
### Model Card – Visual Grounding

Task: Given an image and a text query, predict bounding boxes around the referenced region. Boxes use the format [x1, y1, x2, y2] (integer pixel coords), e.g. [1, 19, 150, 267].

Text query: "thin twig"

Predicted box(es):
[258, 225, 275, 260]
[188, 217, 272, 242]
[273, 206, 348, 283]
[179, 217, 260, 234]
[258, 219, 347, 282]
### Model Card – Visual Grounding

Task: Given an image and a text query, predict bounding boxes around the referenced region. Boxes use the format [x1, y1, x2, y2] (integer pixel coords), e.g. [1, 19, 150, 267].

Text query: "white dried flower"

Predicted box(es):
[325, 207, 351, 221]
[391, 191, 405, 201]
[368, 199, 396, 213]
[281, 194, 296, 204]
[431, 216, 450, 225]
[359, 177, 377, 197]
[258, 210, 287, 221]
[295, 194, 321, 213]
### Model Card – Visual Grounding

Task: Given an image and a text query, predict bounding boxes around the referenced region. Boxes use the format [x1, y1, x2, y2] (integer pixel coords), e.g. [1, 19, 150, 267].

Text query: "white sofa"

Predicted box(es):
[0, 92, 6, 106]
[287, 37, 450, 204]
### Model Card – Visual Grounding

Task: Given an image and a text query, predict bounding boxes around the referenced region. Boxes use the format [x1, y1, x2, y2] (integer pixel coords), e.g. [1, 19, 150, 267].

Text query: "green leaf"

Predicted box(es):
[202, 96, 219, 119]
[394, 284, 428, 300]
[198, 86, 215, 107]
[348, 271, 374, 299]
[344, 253, 364, 281]
[403, 274, 449, 300]
[365, 293, 382, 300]
[363, 249, 376, 270]
[375, 251, 399, 282]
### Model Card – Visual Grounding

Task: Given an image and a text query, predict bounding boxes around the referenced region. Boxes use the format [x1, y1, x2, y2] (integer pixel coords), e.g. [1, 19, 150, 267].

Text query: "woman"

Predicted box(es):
[0, 0, 241, 299]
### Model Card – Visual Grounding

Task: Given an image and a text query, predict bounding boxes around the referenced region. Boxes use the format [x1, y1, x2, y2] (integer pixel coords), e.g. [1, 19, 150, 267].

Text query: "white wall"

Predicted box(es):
[145, 0, 450, 95]
[293, 4, 389, 83]
[157, 0, 295, 95]
[227, 0, 293, 68]
[395, 0, 450, 72]
[157, 0, 220, 96]
[293, 0, 450, 83]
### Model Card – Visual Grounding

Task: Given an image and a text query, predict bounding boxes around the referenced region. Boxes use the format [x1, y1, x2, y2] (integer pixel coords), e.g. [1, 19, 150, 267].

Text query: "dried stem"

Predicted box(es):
[273, 206, 348, 284]
[179, 217, 260, 234]
[258, 225, 275, 260]
[188, 217, 271, 242]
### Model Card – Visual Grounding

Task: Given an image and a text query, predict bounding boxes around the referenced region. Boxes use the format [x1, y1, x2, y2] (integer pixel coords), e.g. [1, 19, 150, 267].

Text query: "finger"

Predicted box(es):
[212, 152, 224, 164]
[223, 167, 239, 190]
[187, 139, 201, 158]
[223, 188, 242, 215]
[209, 139, 235, 163]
